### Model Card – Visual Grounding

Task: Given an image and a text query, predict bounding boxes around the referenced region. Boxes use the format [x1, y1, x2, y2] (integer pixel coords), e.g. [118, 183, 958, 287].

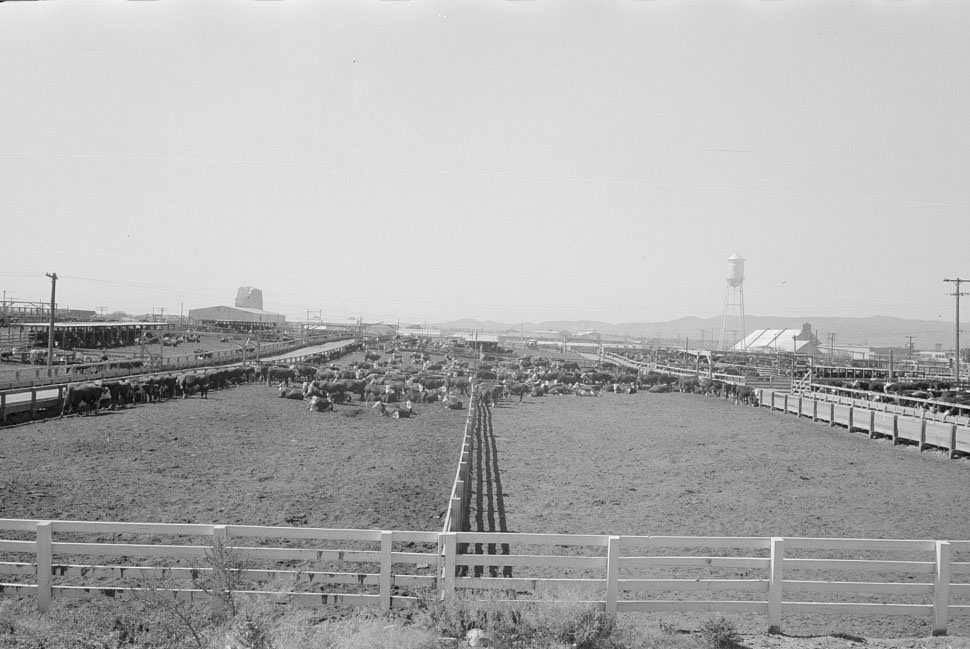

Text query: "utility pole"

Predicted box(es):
[45, 273, 57, 368]
[944, 278, 967, 383]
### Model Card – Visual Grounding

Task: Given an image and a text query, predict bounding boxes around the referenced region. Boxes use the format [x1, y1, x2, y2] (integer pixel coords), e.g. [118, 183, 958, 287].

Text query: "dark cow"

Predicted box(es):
[260, 365, 296, 385]
[507, 382, 531, 402]
[62, 382, 109, 415]
[104, 380, 134, 409]
[177, 373, 208, 398]
[155, 375, 178, 400]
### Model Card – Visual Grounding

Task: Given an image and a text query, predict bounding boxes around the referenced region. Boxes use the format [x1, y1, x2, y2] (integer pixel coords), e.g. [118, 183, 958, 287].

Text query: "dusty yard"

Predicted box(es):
[0, 382, 464, 531]
[466, 390, 970, 639]
[3, 372, 970, 641]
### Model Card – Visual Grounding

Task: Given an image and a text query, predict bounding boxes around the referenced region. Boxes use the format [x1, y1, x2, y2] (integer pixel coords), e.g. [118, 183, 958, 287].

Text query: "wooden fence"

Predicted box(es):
[2, 519, 970, 634]
[441, 391, 478, 535]
[0, 338, 359, 424]
[0, 335, 354, 392]
[0, 519, 440, 613]
[763, 390, 970, 458]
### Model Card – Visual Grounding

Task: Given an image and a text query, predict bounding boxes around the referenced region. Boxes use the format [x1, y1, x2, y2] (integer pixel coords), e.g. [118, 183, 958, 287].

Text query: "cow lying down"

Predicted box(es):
[373, 401, 415, 419]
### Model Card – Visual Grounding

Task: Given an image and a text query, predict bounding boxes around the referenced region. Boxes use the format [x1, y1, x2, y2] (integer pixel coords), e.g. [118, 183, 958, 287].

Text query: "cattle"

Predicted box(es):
[260, 365, 296, 385]
[478, 384, 505, 408]
[307, 395, 334, 412]
[177, 373, 209, 398]
[62, 382, 106, 415]
[103, 379, 134, 408]
[448, 376, 471, 396]
[507, 383, 531, 402]
[373, 401, 415, 418]
[290, 364, 317, 381]
[278, 384, 304, 399]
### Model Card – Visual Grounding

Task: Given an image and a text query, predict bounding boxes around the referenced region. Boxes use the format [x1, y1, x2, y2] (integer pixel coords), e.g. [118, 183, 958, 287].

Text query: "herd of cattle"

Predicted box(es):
[815, 378, 970, 415]
[56, 344, 771, 418]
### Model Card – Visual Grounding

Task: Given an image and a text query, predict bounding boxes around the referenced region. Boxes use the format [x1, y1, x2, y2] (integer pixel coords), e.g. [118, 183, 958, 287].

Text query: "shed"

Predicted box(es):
[187, 305, 286, 331]
[733, 323, 820, 355]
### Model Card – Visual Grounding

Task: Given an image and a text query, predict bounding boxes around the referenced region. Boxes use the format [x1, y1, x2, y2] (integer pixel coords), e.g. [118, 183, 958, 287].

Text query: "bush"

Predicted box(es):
[698, 616, 741, 649]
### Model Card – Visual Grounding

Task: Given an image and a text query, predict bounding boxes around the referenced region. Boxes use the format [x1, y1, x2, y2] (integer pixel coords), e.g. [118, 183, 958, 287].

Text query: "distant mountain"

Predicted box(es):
[434, 315, 957, 350]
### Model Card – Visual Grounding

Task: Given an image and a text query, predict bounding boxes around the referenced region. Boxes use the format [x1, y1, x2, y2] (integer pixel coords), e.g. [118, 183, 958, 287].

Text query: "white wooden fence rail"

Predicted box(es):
[763, 390, 970, 457]
[2, 520, 969, 634]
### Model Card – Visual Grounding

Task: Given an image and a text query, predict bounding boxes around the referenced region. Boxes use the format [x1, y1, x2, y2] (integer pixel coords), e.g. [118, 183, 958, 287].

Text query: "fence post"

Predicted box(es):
[829, 402, 835, 428]
[868, 410, 876, 439]
[35, 521, 53, 613]
[443, 532, 457, 603]
[605, 536, 620, 614]
[210, 525, 228, 619]
[767, 537, 784, 633]
[783, 394, 788, 413]
[892, 415, 899, 445]
[380, 531, 393, 611]
[949, 424, 958, 459]
[812, 398, 818, 422]
[933, 541, 951, 635]
[797, 396, 802, 417]
[848, 406, 854, 432]
[920, 418, 927, 451]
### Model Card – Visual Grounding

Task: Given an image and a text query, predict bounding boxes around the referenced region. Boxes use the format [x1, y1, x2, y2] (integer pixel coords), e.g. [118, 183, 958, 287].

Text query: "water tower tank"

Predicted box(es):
[726, 254, 745, 288]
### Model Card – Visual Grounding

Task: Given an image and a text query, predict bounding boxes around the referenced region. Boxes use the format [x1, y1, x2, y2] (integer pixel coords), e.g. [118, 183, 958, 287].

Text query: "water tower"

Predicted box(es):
[717, 254, 747, 351]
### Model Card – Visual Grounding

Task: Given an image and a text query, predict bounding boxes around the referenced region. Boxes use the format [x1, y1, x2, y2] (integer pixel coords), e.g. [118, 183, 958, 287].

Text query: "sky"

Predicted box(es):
[1, 0, 968, 326]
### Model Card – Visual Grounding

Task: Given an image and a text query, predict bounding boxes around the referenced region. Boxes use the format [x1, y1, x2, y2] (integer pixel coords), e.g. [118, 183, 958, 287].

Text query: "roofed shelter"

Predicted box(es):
[24, 321, 171, 350]
[733, 323, 820, 355]
[187, 286, 286, 333]
[187, 305, 285, 332]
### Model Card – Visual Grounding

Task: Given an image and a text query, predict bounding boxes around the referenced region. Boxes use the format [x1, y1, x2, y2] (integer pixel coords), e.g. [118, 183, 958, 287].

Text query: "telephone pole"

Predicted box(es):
[45, 273, 57, 367]
[944, 278, 968, 382]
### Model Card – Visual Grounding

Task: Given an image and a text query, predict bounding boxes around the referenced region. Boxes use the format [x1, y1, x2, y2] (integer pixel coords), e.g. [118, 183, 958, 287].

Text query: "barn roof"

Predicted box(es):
[734, 324, 819, 353]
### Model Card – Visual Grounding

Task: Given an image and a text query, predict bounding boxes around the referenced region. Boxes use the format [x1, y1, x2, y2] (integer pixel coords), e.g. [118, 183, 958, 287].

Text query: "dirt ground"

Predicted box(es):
[0, 381, 464, 530]
[466, 390, 970, 642]
[3, 367, 970, 643]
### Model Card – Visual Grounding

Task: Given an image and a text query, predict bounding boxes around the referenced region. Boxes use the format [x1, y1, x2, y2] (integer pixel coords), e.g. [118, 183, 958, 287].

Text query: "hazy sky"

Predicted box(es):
[1, 0, 967, 326]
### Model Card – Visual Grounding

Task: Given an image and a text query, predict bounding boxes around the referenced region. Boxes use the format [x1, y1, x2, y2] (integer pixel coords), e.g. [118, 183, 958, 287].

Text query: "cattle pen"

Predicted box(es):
[3, 352, 970, 636]
[0, 338, 359, 425]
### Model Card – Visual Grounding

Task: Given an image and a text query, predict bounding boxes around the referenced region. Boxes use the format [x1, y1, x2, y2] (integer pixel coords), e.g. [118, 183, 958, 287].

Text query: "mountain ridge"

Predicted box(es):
[430, 315, 956, 349]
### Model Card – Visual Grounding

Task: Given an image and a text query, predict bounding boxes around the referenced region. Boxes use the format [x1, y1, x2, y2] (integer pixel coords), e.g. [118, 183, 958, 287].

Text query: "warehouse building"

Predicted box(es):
[732, 322, 821, 355]
[187, 287, 286, 333]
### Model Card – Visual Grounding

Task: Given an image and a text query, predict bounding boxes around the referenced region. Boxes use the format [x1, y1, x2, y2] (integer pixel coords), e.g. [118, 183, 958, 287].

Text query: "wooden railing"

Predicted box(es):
[0, 519, 439, 613]
[441, 390, 477, 534]
[763, 390, 970, 457]
[3, 519, 969, 634]
[0, 335, 355, 392]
